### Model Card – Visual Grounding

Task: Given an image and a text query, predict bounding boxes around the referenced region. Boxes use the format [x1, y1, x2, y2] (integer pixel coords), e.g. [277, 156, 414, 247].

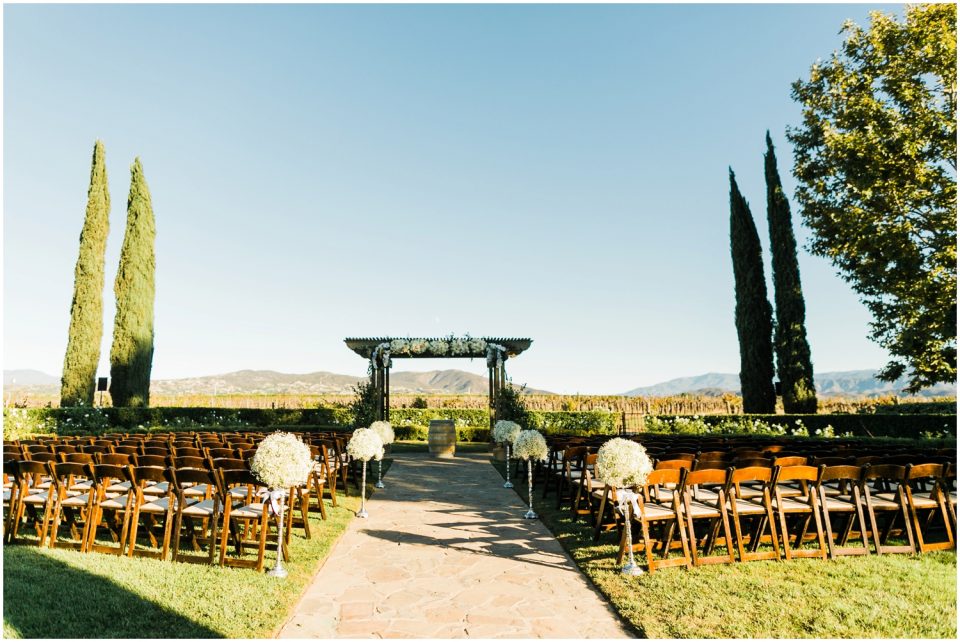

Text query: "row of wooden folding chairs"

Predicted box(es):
[6, 430, 359, 498]
[600, 462, 955, 573]
[4, 443, 340, 521]
[2, 458, 333, 572]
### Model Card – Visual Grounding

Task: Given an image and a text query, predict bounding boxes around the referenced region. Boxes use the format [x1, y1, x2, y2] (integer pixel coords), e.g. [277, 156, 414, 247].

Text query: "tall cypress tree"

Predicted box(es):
[61, 141, 111, 407]
[765, 132, 818, 413]
[730, 169, 776, 413]
[109, 158, 156, 407]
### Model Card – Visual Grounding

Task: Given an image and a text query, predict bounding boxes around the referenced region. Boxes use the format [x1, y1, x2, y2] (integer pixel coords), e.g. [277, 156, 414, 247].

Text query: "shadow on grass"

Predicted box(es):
[3, 546, 219, 639]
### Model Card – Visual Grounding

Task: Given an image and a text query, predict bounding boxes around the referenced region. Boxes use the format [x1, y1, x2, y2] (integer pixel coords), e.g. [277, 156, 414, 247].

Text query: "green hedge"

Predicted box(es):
[644, 414, 956, 440]
[1, 406, 353, 440]
[4, 406, 954, 443]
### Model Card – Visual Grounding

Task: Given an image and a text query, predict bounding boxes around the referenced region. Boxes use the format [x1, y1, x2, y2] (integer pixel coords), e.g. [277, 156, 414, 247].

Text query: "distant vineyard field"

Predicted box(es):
[5, 390, 954, 416]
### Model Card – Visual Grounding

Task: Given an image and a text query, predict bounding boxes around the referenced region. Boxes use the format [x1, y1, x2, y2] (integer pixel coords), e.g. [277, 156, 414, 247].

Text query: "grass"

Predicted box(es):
[2, 468, 390, 639]
[492, 460, 957, 639]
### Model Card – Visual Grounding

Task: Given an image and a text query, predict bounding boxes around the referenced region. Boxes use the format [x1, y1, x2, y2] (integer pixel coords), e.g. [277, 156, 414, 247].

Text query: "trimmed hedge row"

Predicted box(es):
[644, 414, 956, 440]
[3, 407, 954, 442]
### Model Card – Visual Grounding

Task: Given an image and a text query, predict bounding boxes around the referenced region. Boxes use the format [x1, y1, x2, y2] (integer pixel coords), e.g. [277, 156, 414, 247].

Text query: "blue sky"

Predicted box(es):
[3, 3, 895, 394]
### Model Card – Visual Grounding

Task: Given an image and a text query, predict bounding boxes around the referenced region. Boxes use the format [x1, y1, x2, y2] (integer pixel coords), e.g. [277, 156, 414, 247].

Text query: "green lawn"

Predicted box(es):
[2, 469, 385, 638]
[493, 460, 957, 639]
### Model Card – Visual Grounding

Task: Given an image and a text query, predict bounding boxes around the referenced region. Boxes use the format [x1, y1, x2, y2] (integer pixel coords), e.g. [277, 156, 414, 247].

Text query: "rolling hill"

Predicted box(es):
[5, 368, 954, 398]
[621, 370, 957, 398]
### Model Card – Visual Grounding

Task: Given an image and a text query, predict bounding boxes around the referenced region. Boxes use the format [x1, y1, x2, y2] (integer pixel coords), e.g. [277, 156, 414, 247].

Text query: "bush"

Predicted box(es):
[348, 379, 379, 428]
[642, 413, 956, 441]
[527, 410, 618, 436]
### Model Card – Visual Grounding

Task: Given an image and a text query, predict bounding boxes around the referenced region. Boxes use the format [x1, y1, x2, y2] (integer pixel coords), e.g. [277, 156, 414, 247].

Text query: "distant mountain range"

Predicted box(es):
[2, 368, 550, 396]
[621, 370, 956, 398]
[4, 368, 955, 398]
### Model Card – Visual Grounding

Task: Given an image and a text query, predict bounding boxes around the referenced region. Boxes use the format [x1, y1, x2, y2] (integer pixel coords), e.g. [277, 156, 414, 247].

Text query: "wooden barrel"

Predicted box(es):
[428, 420, 456, 458]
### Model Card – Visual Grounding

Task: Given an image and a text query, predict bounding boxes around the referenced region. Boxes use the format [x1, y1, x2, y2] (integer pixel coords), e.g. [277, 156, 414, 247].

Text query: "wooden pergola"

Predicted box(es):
[344, 337, 533, 428]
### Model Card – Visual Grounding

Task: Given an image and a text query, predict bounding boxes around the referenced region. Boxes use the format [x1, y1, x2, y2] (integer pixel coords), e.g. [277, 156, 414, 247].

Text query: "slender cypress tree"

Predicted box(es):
[109, 158, 156, 407]
[765, 132, 818, 413]
[730, 169, 776, 413]
[61, 141, 111, 407]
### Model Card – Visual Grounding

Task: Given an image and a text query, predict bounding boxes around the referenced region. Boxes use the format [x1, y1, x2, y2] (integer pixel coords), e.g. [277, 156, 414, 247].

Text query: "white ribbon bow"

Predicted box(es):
[258, 488, 287, 516]
[617, 488, 641, 517]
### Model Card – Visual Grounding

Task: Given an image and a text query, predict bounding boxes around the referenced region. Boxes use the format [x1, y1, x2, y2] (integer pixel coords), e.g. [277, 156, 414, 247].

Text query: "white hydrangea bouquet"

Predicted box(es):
[250, 432, 314, 575]
[493, 420, 522, 489]
[369, 421, 395, 489]
[512, 429, 548, 519]
[370, 421, 395, 448]
[595, 438, 653, 489]
[594, 438, 653, 575]
[347, 428, 384, 518]
[492, 420, 521, 444]
[250, 432, 314, 490]
[513, 429, 548, 462]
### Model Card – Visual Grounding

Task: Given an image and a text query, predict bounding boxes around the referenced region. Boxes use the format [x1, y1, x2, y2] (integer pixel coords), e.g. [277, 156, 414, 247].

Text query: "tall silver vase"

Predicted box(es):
[522, 461, 537, 519]
[267, 492, 288, 578]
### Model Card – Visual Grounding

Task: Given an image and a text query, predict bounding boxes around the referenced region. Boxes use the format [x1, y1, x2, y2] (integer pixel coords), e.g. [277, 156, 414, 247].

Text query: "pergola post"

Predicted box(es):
[384, 363, 390, 422]
[488, 365, 496, 430]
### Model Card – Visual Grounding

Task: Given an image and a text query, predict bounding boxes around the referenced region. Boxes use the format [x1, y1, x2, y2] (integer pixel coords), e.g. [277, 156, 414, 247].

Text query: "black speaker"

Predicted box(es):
[97, 377, 109, 392]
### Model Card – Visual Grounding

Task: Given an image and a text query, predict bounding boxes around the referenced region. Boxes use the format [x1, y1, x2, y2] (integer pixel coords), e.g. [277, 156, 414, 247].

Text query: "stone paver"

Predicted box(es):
[278, 452, 631, 639]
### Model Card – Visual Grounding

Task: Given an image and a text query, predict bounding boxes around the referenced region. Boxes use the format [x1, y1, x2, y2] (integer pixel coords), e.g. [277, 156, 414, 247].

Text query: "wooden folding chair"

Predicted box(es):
[768, 465, 826, 560]
[47, 461, 95, 550]
[167, 467, 220, 564]
[621, 468, 691, 572]
[305, 445, 330, 518]
[728, 466, 780, 562]
[899, 464, 954, 553]
[816, 465, 870, 558]
[85, 463, 134, 555]
[681, 468, 736, 566]
[8, 460, 57, 546]
[125, 465, 175, 560]
[540, 439, 572, 499]
[215, 468, 270, 572]
[944, 463, 956, 530]
[860, 464, 915, 554]
[316, 440, 340, 508]
[3, 461, 22, 542]
[573, 453, 603, 523]
[592, 483, 622, 541]
[557, 446, 587, 510]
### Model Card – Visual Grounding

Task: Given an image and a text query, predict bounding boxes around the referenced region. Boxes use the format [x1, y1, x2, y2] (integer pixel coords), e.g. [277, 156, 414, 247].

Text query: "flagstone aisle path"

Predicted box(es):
[278, 452, 631, 639]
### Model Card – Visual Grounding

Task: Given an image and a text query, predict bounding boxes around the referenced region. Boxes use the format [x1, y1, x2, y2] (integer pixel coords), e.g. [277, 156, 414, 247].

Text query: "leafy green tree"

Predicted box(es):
[729, 169, 776, 413]
[765, 133, 817, 413]
[497, 380, 530, 428]
[61, 141, 110, 407]
[788, 4, 956, 392]
[349, 377, 380, 428]
[109, 158, 156, 407]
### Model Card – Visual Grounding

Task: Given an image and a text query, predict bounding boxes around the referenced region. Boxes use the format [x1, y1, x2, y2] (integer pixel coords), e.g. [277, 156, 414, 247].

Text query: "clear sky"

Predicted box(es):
[3, 3, 896, 394]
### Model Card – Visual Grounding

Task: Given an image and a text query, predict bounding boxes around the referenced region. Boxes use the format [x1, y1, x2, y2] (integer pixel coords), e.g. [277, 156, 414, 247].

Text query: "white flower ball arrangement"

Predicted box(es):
[449, 338, 469, 355]
[492, 420, 521, 445]
[370, 421, 395, 447]
[513, 429, 549, 462]
[594, 438, 653, 488]
[250, 432, 314, 490]
[468, 337, 488, 354]
[409, 338, 429, 354]
[390, 338, 410, 355]
[348, 427, 385, 462]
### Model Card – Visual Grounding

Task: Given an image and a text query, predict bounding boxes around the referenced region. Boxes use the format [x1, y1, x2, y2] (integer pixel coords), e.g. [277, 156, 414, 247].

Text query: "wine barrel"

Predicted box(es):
[428, 420, 456, 458]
